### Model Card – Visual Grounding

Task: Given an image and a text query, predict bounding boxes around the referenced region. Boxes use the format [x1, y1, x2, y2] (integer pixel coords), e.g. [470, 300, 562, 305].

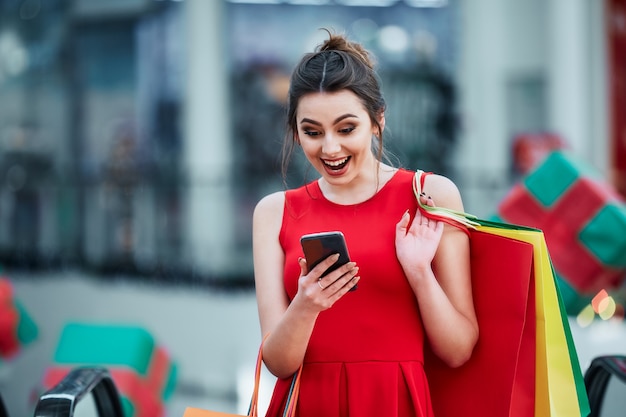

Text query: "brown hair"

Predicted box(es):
[281, 29, 387, 179]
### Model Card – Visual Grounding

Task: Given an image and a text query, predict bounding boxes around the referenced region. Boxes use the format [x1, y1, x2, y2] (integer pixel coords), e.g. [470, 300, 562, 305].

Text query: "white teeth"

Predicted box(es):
[324, 157, 349, 167]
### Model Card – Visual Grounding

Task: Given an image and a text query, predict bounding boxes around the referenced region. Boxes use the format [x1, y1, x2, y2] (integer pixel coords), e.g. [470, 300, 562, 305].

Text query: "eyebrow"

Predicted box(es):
[299, 113, 359, 126]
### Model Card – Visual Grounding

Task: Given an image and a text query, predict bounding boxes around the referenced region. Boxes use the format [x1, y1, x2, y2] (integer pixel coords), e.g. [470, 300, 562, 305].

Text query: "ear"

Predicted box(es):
[377, 112, 386, 136]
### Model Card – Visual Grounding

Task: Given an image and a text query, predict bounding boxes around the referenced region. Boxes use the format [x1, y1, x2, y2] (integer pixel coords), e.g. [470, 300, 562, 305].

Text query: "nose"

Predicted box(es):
[322, 133, 341, 156]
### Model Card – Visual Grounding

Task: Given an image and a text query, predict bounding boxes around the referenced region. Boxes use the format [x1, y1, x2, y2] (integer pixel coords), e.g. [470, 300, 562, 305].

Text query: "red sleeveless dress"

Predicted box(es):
[264, 169, 435, 417]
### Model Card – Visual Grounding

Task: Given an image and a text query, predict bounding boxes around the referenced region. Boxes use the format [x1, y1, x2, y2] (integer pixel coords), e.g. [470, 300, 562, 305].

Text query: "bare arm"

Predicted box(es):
[395, 174, 478, 368]
[253, 192, 360, 378]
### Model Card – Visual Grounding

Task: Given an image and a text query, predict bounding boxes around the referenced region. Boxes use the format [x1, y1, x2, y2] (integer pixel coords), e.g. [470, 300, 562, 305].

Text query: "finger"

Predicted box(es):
[327, 262, 358, 283]
[326, 266, 359, 293]
[396, 210, 410, 235]
[428, 218, 440, 231]
[413, 207, 428, 226]
[298, 256, 308, 276]
[337, 274, 360, 293]
[348, 275, 360, 291]
[409, 210, 423, 232]
[309, 253, 340, 279]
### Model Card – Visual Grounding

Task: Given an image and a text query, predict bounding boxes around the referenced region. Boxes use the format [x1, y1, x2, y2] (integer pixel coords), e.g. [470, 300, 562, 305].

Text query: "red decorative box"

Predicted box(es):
[497, 151, 626, 294]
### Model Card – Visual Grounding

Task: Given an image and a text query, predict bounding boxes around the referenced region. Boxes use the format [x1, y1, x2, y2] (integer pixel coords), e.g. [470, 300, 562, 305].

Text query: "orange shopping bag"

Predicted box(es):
[183, 338, 300, 417]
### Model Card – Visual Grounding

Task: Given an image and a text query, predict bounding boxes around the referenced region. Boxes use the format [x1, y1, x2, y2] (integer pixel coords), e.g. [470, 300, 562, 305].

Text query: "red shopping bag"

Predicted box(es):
[425, 228, 536, 417]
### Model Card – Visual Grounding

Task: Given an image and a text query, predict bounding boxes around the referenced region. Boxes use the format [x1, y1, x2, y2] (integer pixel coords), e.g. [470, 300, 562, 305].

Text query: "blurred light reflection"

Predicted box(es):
[224, 0, 447, 6]
[576, 305, 596, 328]
[351, 18, 378, 42]
[405, 0, 447, 7]
[378, 25, 409, 53]
[338, 0, 397, 6]
[0, 31, 28, 77]
[226, 0, 282, 3]
[592, 289, 610, 314]
[598, 297, 617, 320]
[577, 289, 625, 324]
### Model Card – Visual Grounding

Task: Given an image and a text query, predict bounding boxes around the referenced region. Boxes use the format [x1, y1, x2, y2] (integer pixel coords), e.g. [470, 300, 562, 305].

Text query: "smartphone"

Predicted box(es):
[300, 231, 356, 290]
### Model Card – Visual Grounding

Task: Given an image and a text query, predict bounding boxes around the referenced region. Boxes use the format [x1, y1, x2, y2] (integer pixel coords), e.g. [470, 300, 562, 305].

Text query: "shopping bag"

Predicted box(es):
[424, 222, 537, 417]
[485, 226, 589, 416]
[183, 339, 301, 417]
[415, 171, 590, 417]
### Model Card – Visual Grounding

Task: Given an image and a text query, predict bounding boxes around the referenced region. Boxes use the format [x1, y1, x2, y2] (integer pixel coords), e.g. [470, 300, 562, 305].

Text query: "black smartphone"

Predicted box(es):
[300, 231, 356, 290]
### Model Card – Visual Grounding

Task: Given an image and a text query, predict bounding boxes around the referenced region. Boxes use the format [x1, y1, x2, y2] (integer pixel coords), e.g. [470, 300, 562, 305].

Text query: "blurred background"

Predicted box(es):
[1, 0, 625, 416]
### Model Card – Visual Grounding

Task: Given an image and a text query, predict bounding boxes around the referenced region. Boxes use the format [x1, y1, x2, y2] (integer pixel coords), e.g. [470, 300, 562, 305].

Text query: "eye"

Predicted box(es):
[303, 129, 321, 137]
[339, 126, 356, 134]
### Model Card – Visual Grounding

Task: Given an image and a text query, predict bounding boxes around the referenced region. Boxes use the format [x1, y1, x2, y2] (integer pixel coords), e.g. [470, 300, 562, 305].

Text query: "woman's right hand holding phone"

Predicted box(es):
[294, 254, 359, 312]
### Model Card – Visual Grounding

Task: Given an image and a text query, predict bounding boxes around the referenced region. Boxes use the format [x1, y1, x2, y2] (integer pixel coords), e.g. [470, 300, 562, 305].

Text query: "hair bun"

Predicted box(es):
[317, 29, 375, 70]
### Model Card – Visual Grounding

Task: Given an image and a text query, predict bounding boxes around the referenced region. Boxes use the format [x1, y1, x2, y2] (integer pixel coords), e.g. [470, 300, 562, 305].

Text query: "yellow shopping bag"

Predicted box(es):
[486, 227, 589, 416]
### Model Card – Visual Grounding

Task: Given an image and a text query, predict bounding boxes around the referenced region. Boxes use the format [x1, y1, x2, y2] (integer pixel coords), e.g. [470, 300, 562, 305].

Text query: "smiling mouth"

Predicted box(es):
[323, 156, 351, 170]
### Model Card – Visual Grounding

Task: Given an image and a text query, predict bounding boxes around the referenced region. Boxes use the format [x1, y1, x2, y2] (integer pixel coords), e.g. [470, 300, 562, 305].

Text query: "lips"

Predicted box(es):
[322, 156, 350, 170]
[321, 156, 351, 177]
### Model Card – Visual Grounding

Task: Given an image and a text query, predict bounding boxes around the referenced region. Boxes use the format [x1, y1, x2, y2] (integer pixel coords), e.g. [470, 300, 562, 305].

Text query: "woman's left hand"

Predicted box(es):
[395, 196, 444, 273]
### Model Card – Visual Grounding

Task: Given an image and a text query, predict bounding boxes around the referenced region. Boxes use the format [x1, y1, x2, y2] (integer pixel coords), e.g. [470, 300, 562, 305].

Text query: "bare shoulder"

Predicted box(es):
[422, 173, 465, 212]
[253, 191, 286, 229]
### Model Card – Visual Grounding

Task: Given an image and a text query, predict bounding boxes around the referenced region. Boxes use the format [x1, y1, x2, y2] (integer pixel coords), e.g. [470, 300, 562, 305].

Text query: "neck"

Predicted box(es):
[318, 162, 396, 205]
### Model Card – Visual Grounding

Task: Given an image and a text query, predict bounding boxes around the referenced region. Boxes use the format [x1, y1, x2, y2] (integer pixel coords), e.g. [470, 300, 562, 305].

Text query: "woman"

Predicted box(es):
[253, 30, 478, 417]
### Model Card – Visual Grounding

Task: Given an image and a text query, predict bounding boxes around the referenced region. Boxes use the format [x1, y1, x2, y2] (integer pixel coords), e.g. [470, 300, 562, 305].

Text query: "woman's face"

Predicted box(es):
[295, 90, 381, 186]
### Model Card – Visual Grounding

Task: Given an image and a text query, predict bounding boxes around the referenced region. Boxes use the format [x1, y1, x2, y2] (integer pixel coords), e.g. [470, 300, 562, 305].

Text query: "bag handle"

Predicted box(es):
[247, 335, 302, 417]
[413, 170, 480, 236]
